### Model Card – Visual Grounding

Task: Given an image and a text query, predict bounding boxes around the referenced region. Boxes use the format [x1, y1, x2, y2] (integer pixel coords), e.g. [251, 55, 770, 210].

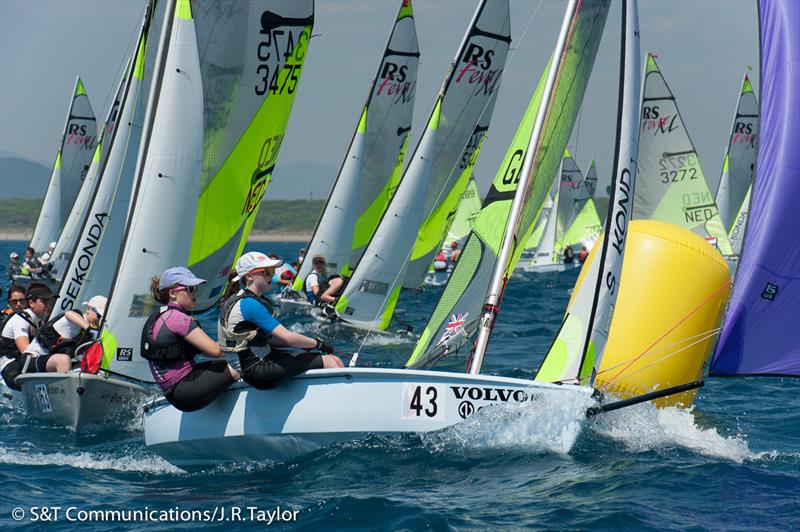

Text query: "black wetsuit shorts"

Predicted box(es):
[237, 348, 323, 390]
[165, 360, 236, 412]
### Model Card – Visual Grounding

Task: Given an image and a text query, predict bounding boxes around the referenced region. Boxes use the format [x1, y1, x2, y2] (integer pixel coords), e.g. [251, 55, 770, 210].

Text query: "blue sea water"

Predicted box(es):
[1, 239, 797, 530]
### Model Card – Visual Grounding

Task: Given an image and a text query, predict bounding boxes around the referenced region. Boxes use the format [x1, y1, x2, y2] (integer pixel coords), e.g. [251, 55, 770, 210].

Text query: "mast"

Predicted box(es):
[468, 0, 578, 375]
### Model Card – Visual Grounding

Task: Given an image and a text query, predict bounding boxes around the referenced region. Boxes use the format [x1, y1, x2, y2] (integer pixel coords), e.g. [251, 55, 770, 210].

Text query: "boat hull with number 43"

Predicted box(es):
[143, 368, 593, 466]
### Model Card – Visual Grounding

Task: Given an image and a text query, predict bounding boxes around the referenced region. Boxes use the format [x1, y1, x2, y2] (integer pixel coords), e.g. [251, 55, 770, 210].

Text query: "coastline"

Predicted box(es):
[0, 229, 310, 243]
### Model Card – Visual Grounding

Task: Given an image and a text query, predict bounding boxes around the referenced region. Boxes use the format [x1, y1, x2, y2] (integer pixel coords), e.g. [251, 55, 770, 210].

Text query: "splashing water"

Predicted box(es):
[588, 402, 771, 463]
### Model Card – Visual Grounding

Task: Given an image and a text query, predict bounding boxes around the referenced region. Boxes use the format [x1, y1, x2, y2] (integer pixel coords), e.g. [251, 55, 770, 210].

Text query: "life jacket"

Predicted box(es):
[0, 311, 37, 359]
[218, 289, 272, 350]
[140, 306, 198, 362]
[0, 311, 39, 391]
[34, 312, 90, 358]
[305, 271, 328, 303]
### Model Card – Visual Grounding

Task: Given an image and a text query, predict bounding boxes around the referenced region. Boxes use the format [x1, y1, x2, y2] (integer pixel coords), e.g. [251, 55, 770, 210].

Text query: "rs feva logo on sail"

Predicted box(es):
[242, 133, 284, 216]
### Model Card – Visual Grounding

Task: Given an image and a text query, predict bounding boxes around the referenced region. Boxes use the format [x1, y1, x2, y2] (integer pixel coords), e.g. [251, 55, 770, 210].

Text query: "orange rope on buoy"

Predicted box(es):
[600, 278, 731, 390]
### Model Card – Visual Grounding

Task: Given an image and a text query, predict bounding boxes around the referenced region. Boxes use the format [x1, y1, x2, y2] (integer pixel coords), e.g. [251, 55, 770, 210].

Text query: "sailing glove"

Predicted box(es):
[313, 338, 334, 354]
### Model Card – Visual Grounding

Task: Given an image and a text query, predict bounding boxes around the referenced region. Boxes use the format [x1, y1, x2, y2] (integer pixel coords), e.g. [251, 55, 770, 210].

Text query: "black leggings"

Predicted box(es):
[165, 360, 236, 412]
[238, 348, 323, 390]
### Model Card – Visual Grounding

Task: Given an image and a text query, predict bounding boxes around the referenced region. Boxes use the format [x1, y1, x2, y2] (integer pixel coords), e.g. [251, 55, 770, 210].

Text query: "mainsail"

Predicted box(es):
[442, 175, 481, 249]
[584, 158, 598, 197]
[336, 0, 510, 330]
[634, 54, 732, 255]
[409, 0, 613, 368]
[293, 0, 419, 289]
[29, 78, 98, 253]
[560, 196, 602, 251]
[536, 0, 640, 384]
[711, 0, 799, 377]
[714, 74, 759, 232]
[51, 58, 134, 279]
[55, 11, 152, 312]
[187, 1, 314, 307]
[103, 0, 313, 381]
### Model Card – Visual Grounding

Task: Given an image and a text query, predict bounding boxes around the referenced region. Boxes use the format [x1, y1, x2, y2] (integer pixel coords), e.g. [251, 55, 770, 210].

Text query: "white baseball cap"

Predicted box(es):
[82, 295, 108, 317]
[233, 252, 283, 282]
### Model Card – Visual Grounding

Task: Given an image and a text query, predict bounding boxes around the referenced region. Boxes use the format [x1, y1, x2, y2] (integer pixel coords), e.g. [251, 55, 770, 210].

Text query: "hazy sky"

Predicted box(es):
[0, 0, 758, 199]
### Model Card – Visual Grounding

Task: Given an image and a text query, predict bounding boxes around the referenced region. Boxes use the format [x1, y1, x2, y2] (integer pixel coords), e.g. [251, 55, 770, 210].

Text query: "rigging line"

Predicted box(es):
[605, 329, 721, 383]
[595, 327, 722, 375]
[352, 0, 549, 364]
[600, 279, 732, 390]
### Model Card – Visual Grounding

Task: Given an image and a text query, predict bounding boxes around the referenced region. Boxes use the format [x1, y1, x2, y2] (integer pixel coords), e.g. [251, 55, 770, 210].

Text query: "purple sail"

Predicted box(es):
[711, 0, 800, 376]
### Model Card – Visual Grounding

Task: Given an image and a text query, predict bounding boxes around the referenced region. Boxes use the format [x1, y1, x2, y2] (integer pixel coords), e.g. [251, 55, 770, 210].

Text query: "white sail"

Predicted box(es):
[714, 74, 759, 232]
[50, 139, 104, 278]
[55, 25, 150, 312]
[337, 0, 510, 329]
[536, 0, 641, 384]
[584, 158, 598, 197]
[529, 178, 560, 267]
[295, 0, 419, 287]
[634, 53, 732, 255]
[30, 78, 98, 253]
[104, 0, 204, 380]
[727, 184, 751, 257]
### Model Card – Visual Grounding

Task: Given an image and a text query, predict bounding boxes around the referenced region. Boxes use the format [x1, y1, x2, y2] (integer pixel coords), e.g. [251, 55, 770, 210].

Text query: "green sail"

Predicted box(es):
[634, 53, 732, 255]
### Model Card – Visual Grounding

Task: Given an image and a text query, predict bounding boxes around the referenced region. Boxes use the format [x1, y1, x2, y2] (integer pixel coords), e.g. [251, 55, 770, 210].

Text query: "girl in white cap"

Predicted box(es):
[141, 267, 240, 412]
[219, 252, 343, 390]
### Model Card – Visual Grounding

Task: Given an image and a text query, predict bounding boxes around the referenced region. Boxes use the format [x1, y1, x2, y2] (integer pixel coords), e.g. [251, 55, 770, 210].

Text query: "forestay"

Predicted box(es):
[633, 54, 732, 255]
[30, 78, 98, 253]
[714, 74, 759, 232]
[711, 0, 799, 377]
[337, 0, 510, 330]
[294, 0, 419, 289]
[536, 0, 640, 384]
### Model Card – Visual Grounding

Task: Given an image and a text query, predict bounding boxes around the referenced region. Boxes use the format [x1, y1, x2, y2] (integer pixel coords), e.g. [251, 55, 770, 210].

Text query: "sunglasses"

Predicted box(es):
[249, 268, 274, 278]
[8, 298, 25, 305]
[171, 284, 198, 295]
[87, 306, 103, 317]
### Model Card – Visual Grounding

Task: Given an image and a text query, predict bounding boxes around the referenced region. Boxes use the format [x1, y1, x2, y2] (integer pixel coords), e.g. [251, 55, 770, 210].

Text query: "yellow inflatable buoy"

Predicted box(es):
[574, 220, 731, 407]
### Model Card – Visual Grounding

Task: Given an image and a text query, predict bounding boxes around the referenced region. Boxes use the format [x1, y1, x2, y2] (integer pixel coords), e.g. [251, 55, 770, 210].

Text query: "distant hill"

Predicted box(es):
[0, 198, 325, 234]
[0, 157, 51, 199]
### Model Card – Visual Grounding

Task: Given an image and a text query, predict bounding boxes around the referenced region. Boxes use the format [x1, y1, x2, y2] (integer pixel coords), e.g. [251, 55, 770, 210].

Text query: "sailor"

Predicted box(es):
[39, 242, 57, 272]
[141, 267, 240, 412]
[578, 245, 589, 264]
[0, 283, 50, 389]
[563, 245, 575, 264]
[21, 295, 107, 374]
[450, 241, 462, 265]
[433, 252, 448, 272]
[269, 254, 296, 288]
[22, 246, 47, 279]
[6, 252, 20, 286]
[3, 285, 27, 316]
[219, 252, 343, 390]
[303, 255, 344, 305]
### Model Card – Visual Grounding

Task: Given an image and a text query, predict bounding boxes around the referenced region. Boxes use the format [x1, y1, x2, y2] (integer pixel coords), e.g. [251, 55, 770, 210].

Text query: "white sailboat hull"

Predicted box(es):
[16, 372, 149, 431]
[423, 269, 451, 287]
[144, 367, 593, 466]
[519, 261, 577, 273]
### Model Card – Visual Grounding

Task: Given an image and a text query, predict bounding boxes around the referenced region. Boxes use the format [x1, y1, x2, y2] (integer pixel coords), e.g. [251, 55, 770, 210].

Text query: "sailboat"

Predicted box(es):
[16, 0, 315, 431]
[711, 0, 798, 378]
[331, 0, 510, 333]
[27, 78, 98, 257]
[48, 59, 134, 284]
[518, 150, 587, 273]
[423, 175, 482, 287]
[142, 0, 662, 467]
[278, 0, 419, 315]
[714, 73, 759, 262]
[634, 53, 733, 256]
[584, 158, 598, 197]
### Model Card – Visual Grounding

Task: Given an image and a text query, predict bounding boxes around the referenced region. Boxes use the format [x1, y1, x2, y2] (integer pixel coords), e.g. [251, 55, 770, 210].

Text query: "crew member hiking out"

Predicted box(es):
[219, 252, 343, 390]
[141, 267, 240, 412]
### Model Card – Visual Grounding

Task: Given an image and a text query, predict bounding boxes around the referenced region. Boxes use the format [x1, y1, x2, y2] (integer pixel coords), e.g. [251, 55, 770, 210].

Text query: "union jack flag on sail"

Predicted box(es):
[437, 312, 469, 346]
